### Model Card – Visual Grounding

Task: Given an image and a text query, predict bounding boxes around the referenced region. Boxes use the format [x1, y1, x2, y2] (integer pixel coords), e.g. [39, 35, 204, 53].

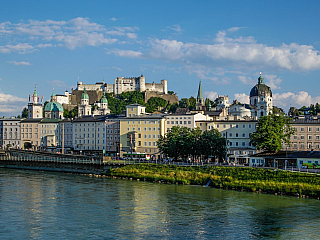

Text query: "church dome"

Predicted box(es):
[81, 88, 89, 99]
[250, 75, 272, 97]
[100, 93, 108, 103]
[44, 101, 64, 112]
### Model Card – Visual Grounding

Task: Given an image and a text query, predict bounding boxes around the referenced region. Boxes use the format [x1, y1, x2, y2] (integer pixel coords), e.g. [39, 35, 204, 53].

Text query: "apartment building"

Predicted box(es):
[0, 117, 21, 149]
[21, 118, 42, 149]
[285, 116, 320, 151]
[119, 104, 167, 158]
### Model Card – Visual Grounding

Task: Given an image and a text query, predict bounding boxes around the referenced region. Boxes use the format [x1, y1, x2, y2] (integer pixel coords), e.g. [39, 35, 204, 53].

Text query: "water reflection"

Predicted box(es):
[0, 169, 319, 239]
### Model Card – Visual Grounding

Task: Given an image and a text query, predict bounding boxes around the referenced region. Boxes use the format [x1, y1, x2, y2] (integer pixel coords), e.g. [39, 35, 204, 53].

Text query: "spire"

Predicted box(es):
[34, 83, 38, 97]
[197, 79, 203, 100]
[51, 88, 56, 97]
[258, 72, 264, 84]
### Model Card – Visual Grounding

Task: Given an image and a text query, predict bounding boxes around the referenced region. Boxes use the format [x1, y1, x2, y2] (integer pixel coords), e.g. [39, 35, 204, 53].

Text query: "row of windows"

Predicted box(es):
[75, 128, 105, 132]
[75, 145, 106, 150]
[168, 121, 192, 125]
[217, 124, 254, 129]
[21, 134, 38, 139]
[134, 141, 157, 147]
[292, 143, 320, 149]
[4, 128, 18, 131]
[293, 135, 320, 140]
[127, 120, 160, 124]
[294, 127, 320, 132]
[127, 127, 160, 132]
[167, 117, 192, 120]
[223, 133, 250, 138]
[75, 139, 105, 144]
[228, 141, 251, 147]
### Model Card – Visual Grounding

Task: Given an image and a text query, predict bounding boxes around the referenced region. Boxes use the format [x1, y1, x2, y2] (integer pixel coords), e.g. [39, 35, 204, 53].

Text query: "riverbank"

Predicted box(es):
[105, 164, 320, 198]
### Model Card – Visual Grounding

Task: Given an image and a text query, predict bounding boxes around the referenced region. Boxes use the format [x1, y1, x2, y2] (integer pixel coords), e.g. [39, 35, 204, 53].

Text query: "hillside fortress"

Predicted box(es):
[76, 74, 167, 95]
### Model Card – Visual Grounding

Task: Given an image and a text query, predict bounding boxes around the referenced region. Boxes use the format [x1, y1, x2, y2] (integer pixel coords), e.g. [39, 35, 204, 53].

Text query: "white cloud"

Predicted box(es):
[166, 24, 183, 34]
[8, 61, 31, 65]
[37, 43, 53, 48]
[0, 92, 27, 104]
[111, 49, 142, 58]
[204, 91, 218, 100]
[234, 93, 249, 104]
[47, 80, 75, 90]
[0, 43, 35, 54]
[110, 29, 320, 72]
[264, 74, 282, 90]
[112, 66, 122, 71]
[110, 18, 117, 21]
[238, 76, 255, 85]
[0, 18, 139, 51]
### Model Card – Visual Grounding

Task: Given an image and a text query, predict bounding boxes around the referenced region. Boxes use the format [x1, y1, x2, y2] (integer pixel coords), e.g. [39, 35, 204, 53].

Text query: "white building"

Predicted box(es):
[28, 85, 43, 119]
[0, 117, 21, 149]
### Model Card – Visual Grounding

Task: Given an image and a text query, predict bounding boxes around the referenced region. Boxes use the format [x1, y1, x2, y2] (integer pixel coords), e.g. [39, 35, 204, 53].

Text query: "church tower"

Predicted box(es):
[196, 80, 205, 111]
[78, 87, 91, 117]
[249, 73, 273, 117]
[27, 84, 43, 119]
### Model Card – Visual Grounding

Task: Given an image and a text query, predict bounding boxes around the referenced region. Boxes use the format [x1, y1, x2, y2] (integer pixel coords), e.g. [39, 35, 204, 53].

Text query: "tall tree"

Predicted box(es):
[21, 107, 28, 118]
[250, 113, 296, 152]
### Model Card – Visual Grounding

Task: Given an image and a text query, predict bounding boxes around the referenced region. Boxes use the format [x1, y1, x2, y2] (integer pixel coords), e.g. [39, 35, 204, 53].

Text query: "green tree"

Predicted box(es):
[146, 97, 167, 113]
[250, 113, 296, 152]
[200, 129, 226, 162]
[168, 91, 175, 95]
[157, 126, 189, 160]
[21, 107, 28, 118]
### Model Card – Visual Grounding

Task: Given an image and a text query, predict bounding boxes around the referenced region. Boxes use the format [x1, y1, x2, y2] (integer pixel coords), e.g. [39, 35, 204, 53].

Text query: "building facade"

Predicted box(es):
[0, 118, 21, 149]
[21, 119, 42, 149]
[119, 104, 167, 158]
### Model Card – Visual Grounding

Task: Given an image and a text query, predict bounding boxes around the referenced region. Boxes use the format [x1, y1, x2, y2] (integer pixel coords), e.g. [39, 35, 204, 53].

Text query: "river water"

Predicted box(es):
[0, 169, 320, 239]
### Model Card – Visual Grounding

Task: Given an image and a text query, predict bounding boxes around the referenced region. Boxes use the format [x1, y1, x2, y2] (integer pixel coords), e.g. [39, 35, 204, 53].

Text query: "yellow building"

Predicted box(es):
[119, 104, 167, 159]
[21, 118, 42, 149]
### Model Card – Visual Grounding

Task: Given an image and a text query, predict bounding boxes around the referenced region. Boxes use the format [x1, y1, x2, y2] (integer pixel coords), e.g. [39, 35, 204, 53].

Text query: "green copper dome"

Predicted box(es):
[44, 101, 64, 112]
[81, 87, 89, 99]
[100, 93, 108, 103]
[250, 74, 272, 97]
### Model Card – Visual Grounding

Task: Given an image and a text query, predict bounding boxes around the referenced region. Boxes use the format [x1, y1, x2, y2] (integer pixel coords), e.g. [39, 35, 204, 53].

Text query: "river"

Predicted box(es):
[0, 169, 319, 239]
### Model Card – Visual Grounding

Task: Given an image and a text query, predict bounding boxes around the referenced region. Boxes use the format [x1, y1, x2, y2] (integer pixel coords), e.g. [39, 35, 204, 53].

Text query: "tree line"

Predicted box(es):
[157, 126, 226, 162]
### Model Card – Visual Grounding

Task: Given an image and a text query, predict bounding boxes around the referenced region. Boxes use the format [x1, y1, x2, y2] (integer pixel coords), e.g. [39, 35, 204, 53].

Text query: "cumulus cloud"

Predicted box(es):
[238, 76, 256, 85]
[0, 92, 27, 115]
[0, 18, 139, 51]
[8, 61, 31, 65]
[110, 17, 117, 21]
[0, 43, 35, 54]
[204, 91, 218, 100]
[234, 93, 250, 104]
[273, 91, 313, 109]
[111, 28, 320, 72]
[264, 74, 282, 90]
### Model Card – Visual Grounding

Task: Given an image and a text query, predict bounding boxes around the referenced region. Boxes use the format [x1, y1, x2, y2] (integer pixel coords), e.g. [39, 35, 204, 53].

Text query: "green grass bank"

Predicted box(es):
[106, 164, 320, 198]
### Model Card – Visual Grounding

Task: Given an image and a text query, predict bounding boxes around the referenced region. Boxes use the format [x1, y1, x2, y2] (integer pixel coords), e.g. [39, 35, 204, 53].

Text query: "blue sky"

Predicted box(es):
[1, 0, 320, 116]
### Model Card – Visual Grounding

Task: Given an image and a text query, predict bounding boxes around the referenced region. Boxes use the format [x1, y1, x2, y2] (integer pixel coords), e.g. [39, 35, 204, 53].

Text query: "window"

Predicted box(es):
[300, 135, 305, 140]
[127, 127, 130, 131]
[242, 133, 245, 137]
[229, 133, 232, 137]
[217, 124, 220, 128]
[308, 127, 312, 132]
[188, 121, 191, 124]
[301, 127, 305, 132]
[308, 135, 312, 140]
[236, 133, 239, 137]
[236, 142, 239, 146]
[236, 124, 239, 128]
[293, 135, 298, 140]
[242, 142, 245, 146]
[249, 124, 252, 128]
[242, 124, 245, 128]
[223, 124, 226, 128]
